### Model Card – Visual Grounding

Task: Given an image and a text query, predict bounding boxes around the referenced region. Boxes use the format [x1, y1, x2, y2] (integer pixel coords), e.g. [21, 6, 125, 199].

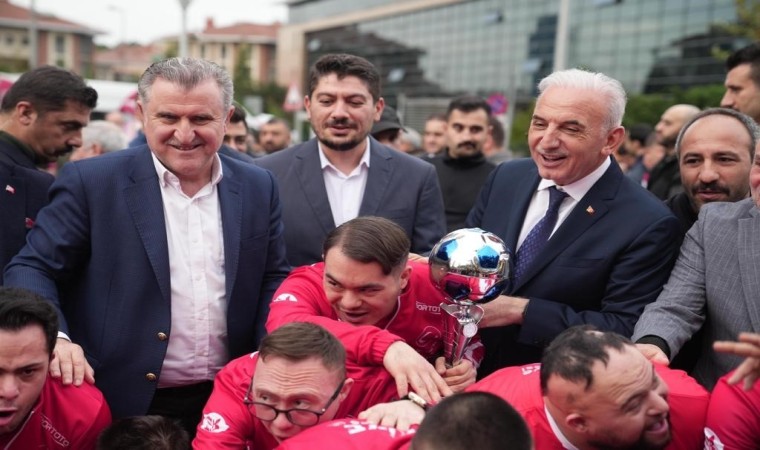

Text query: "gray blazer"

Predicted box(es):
[255, 137, 446, 267]
[632, 198, 760, 389]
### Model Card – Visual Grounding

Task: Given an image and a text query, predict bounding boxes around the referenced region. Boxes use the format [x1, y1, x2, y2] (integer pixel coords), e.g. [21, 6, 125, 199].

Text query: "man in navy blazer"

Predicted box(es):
[255, 54, 446, 267]
[0, 66, 97, 283]
[4, 58, 289, 432]
[466, 69, 680, 376]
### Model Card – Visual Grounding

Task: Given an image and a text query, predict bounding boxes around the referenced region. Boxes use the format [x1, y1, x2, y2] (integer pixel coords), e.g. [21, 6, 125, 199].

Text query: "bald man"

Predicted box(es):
[648, 104, 701, 200]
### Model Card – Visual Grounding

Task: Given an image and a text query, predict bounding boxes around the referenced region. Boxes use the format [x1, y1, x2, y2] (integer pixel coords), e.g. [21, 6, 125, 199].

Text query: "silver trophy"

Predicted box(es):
[429, 228, 510, 367]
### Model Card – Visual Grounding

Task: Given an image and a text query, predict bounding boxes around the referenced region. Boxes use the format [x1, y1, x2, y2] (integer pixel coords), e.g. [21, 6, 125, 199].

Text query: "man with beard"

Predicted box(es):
[632, 136, 760, 390]
[0, 66, 97, 283]
[665, 108, 757, 237]
[430, 96, 495, 232]
[468, 326, 709, 450]
[647, 104, 700, 200]
[255, 53, 445, 267]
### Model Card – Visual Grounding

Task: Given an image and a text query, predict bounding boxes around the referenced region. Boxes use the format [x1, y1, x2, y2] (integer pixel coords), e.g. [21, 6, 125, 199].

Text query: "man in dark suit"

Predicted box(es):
[255, 53, 446, 267]
[466, 69, 681, 376]
[4, 57, 290, 435]
[0, 66, 97, 283]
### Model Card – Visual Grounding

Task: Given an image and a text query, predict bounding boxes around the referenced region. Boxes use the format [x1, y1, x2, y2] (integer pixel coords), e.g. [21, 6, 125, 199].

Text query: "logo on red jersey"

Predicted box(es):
[41, 414, 70, 447]
[200, 412, 230, 433]
[703, 427, 724, 450]
[273, 293, 298, 303]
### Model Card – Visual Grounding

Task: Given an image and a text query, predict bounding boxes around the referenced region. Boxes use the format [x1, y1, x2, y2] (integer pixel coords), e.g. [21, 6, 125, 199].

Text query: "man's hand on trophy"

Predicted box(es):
[435, 357, 476, 392]
[384, 341, 453, 403]
[358, 398, 426, 431]
[480, 295, 529, 327]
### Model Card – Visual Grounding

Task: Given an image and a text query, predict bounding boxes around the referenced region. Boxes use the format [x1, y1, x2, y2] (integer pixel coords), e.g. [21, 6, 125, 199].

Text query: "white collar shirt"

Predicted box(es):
[150, 152, 228, 387]
[517, 157, 611, 250]
[319, 138, 371, 227]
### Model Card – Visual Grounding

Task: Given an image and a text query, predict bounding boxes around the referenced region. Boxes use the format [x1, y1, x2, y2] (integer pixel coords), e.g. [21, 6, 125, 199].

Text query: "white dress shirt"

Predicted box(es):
[319, 138, 371, 227]
[517, 157, 611, 250]
[151, 153, 228, 387]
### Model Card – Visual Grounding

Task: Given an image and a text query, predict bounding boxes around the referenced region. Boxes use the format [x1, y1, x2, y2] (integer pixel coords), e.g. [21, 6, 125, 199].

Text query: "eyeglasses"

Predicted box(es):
[243, 379, 345, 427]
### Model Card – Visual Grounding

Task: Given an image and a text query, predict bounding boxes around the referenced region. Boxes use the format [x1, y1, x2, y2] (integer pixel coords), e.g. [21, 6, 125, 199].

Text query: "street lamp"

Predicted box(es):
[108, 5, 127, 46]
[178, 0, 193, 58]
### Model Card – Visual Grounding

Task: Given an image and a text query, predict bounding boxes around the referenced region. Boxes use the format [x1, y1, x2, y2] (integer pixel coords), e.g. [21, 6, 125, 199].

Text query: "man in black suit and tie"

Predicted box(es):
[255, 53, 446, 267]
[0, 66, 97, 284]
[466, 69, 681, 376]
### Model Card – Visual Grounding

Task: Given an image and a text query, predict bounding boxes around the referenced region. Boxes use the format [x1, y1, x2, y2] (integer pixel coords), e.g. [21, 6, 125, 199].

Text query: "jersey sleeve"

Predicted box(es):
[193, 356, 256, 450]
[704, 372, 760, 450]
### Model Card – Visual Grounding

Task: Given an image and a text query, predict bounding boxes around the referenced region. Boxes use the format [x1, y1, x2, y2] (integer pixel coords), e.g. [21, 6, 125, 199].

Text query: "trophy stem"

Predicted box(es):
[441, 303, 484, 368]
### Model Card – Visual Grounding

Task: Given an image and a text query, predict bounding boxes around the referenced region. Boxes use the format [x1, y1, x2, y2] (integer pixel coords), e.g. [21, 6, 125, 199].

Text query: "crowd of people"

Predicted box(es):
[1, 40, 760, 450]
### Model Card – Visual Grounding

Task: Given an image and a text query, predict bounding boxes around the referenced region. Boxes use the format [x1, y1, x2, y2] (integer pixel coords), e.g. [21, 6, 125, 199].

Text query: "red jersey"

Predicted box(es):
[704, 371, 760, 450]
[0, 376, 111, 450]
[274, 419, 414, 450]
[266, 261, 483, 367]
[193, 352, 399, 450]
[467, 363, 709, 450]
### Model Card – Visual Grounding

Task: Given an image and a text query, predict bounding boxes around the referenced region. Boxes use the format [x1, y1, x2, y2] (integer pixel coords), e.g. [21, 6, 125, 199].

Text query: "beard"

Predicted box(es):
[314, 119, 367, 152]
[586, 418, 671, 450]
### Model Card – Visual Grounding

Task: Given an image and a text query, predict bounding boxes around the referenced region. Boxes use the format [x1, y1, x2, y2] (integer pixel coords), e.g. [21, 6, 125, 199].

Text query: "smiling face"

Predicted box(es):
[548, 345, 671, 450]
[323, 247, 410, 328]
[137, 77, 232, 191]
[252, 356, 350, 442]
[0, 325, 50, 436]
[528, 86, 624, 186]
[678, 114, 753, 212]
[304, 74, 383, 153]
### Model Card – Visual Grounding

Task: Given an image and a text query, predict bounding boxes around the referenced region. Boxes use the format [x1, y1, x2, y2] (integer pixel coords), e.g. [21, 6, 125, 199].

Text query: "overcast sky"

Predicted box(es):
[11, 0, 288, 47]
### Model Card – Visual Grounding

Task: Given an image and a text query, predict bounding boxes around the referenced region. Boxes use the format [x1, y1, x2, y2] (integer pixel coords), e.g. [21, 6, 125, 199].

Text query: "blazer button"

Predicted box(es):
[146, 373, 157, 382]
[157, 332, 168, 341]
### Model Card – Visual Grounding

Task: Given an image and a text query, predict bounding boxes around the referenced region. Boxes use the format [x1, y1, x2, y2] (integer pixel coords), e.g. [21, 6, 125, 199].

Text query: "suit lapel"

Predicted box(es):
[123, 148, 171, 302]
[738, 207, 760, 332]
[219, 160, 242, 301]
[513, 161, 620, 289]
[359, 139, 391, 216]
[295, 141, 335, 233]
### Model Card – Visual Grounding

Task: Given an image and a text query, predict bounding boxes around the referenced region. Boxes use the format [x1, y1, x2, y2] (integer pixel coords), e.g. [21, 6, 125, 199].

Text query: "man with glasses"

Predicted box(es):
[193, 322, 404, 449]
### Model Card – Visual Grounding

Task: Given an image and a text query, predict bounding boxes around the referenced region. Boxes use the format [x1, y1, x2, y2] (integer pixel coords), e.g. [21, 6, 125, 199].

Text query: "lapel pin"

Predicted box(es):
[586, 206, 595, 215]
[5, 184, 15, 194]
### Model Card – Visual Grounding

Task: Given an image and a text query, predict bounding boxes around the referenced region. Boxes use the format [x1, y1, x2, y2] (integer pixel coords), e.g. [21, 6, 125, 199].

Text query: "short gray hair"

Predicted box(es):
[675, 107, 760, 159]
[137, 57, 233, 110]
[537, 68, 627, 131]
[82, 120, 127, 153]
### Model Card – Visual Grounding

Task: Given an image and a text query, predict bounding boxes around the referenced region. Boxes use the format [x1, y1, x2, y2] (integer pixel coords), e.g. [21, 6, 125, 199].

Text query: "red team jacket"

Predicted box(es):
[467, 363, 709, 450]
[274, 419, 415, 450]
[193, 352, 400, 450]
[0, 376, 111, 450]
[265, 261, 483, 368]
[704, 371, 760, 450]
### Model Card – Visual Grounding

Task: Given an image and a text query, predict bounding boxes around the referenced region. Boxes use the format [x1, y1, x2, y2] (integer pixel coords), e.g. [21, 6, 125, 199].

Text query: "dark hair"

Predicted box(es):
[675, 107, 760, 159]
[230, 102, 247, 124]
[259, 322, 346, 379]
[323, 216, 410, 275]
[540, 325, 631, 395]
[96, 416, 190, 450]
[411, 392, 532, 450]
[264, 117, 290, 128]
[446, 95, 492, 119]
[0, 66, 97, 114]
[726, 42, 760, 88]
[488, 116, 505, 148]
[0, 287, 58, 356]
[628, 123, 653, 146]
[307, 53, 381, 102]
[426, 112, 447, 123]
